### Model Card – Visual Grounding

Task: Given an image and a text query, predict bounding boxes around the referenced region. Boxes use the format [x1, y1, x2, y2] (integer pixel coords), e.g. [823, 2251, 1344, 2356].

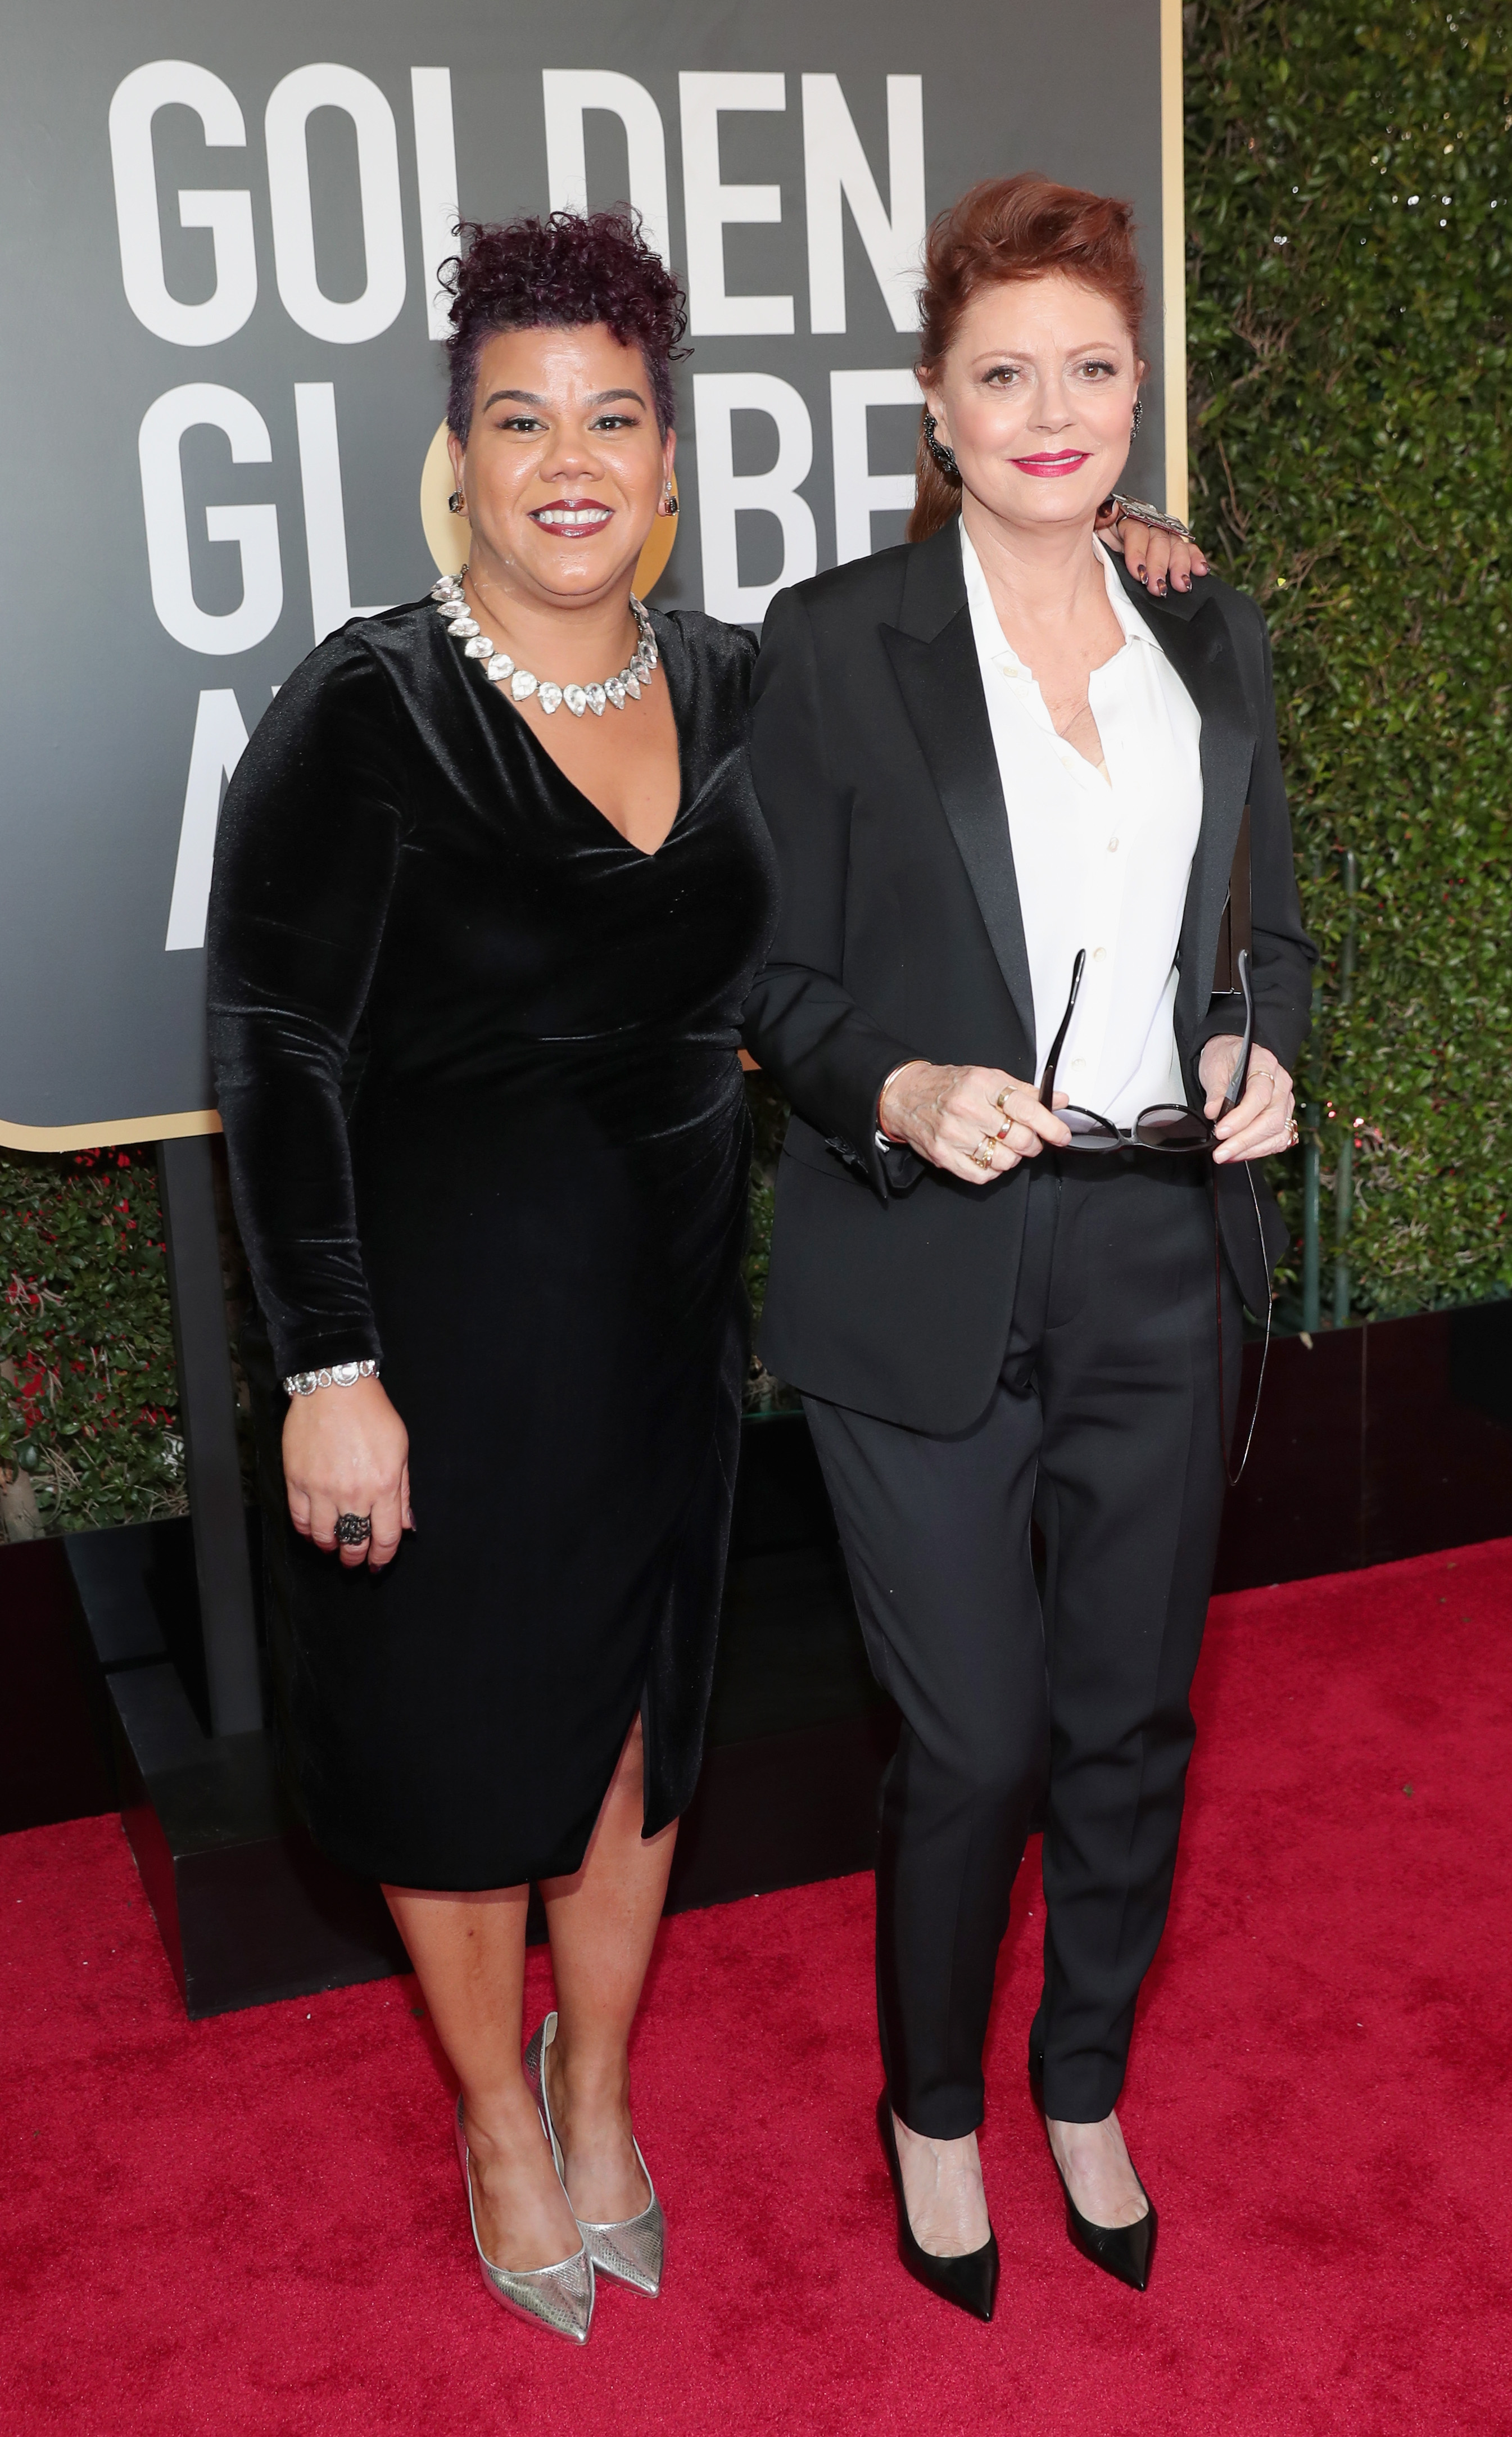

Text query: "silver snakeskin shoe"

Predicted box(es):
[454, 2095, 594, 2341]
[524, 2010, 665, 2298]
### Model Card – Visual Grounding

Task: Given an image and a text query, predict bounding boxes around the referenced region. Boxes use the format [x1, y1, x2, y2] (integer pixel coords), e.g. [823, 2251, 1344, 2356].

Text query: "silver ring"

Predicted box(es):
[334, 1512, 372, 1547]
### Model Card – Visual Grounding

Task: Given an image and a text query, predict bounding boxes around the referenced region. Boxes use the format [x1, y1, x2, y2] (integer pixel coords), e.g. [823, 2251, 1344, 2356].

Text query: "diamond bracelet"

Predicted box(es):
[283, 1359, 379, 1399]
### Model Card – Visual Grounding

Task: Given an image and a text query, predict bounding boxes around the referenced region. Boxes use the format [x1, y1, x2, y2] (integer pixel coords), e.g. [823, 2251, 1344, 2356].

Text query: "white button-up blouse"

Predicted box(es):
[961, 522, 1205, 1126]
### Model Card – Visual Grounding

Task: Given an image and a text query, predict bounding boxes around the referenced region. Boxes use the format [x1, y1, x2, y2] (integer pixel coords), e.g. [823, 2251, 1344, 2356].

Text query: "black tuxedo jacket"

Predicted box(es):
[742, 521, 1316, 1435]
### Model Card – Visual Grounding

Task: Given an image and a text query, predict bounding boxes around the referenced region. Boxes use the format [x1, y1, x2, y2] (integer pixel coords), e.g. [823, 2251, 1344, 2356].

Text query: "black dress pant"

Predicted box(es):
[803, 1152, 1241, 2133]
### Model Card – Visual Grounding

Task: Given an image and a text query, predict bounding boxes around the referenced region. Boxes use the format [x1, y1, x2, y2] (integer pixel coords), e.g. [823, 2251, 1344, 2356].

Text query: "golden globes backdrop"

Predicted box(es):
[0, 0, 1184, 1147]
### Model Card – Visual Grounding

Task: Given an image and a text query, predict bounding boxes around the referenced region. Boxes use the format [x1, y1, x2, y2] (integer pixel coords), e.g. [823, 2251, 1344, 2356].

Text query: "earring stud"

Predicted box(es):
[448, 489, 465, 514]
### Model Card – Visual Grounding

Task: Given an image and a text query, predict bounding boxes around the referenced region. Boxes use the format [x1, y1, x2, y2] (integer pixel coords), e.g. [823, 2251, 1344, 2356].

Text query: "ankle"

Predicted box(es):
[548, 2034, 631, 2119]
[463, 2082, 542, 2156]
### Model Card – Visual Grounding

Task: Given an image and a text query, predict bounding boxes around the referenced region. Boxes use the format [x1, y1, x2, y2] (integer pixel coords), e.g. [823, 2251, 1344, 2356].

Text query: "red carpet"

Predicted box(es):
[4, 1542, 1512, 2436]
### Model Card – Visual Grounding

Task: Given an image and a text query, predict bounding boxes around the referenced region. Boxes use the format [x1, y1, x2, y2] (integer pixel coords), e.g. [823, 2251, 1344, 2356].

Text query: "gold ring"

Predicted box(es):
[994, 1087, 1014, 1116]
[971, 1133, 995, 1169]
[1287, 1116, 1300, 1147]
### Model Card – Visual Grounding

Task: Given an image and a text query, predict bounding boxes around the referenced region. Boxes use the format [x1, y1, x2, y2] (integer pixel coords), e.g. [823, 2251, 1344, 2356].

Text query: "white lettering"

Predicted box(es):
[139, 385, 283, 656]
[803, 76, 925, 336]
[693, 373, 815, 623]
[678, 74, 793, 336]
[165, 689, 251, 951]
[265, 65, 406, 343]
[411, 68, 461, 342]
[830, 368, 921, 563]
[108, 61, 257, 347]
[542, 71, 671, 268]
[295, 384, 390, 644]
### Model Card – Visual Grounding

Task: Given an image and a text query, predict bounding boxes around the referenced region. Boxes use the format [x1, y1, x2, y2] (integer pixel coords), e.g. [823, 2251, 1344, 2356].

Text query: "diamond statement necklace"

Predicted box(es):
[431, 571, 658, 717]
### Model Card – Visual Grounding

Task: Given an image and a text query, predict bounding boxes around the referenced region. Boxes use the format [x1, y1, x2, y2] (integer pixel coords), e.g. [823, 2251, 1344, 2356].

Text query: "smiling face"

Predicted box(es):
[923, 272, 1143, 537]
[447, 322, 674, 609]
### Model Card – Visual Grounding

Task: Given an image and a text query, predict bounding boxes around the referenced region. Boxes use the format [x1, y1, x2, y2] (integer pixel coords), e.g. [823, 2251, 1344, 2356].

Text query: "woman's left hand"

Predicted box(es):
[1097, 505, 1209, 596]
[1199, 1037, 1296, 1164]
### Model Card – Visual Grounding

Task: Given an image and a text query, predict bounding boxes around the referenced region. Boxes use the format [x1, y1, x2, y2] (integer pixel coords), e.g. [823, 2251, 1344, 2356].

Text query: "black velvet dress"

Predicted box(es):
[206, 600, 777, 1890]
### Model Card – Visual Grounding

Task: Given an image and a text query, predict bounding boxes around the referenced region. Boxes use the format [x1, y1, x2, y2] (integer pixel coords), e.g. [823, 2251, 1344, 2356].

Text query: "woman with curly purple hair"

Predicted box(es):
[208, 210, 775, 2344]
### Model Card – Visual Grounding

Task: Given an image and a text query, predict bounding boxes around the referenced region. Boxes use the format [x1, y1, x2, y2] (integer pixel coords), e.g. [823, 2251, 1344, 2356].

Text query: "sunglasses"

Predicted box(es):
[1038, 948, 1253, 1150]
[1035, 943, 1267, 1484]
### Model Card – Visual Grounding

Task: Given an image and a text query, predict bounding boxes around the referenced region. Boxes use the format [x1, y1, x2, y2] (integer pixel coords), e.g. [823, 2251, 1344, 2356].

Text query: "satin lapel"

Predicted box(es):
[1128, 585, 1258, 1045]
[880, 604, 1036, 1054]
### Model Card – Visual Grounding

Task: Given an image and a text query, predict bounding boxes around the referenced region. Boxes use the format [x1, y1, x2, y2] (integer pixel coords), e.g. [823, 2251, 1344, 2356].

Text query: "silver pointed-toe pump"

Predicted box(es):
[454, 2096, 595, 2341]
[524, 2011, 666, 2299]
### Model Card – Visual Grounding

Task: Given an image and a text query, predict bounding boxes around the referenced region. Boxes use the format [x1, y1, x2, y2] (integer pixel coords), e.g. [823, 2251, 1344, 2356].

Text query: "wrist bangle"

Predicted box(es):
[283, 1359, 379, 1399]
[876, 1060, 921, 1146]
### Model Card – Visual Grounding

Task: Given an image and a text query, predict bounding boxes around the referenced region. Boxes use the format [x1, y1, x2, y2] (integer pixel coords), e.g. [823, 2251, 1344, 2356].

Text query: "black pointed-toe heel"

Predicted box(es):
[876, 2093, 999, 2322]
[1052, 2157, 1157, 2292]
[1029, 2053, 1157, 2292]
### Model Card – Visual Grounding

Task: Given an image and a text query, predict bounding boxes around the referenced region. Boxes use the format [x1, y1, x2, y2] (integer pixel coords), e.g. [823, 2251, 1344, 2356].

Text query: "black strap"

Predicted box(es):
[1211, 804, 1253, 995]
[1215, 1161, 1273, 1486]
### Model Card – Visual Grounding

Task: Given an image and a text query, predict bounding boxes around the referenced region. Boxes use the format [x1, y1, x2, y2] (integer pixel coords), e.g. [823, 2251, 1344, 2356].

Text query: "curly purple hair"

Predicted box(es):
[440, 210, 689, 442]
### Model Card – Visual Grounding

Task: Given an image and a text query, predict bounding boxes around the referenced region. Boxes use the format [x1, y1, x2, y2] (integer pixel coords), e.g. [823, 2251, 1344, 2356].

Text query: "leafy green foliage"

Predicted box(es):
[1185, 2, 1511, 1310]
[0, 1147, 185, 1532]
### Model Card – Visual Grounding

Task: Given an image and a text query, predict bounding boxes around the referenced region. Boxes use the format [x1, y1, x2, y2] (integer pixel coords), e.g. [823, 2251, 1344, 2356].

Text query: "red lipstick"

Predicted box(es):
[529, 498, 615, 539]
[1012, 451, 1090, 478]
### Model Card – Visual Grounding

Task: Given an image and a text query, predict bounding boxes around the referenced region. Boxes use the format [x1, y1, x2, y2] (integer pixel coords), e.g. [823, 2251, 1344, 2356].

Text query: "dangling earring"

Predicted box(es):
[658, 481, 678, 518]
[924, 413, 959, 478]
[448, 489, 465, 515]
[1130, 399, 1143, 440]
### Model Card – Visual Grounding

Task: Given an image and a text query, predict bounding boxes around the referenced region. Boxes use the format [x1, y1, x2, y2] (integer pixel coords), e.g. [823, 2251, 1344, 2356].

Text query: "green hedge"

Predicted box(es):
[0, 1146, 184, 1534]
[3, 3, 1506, 1532]
[1185, 0, 1511, 1311]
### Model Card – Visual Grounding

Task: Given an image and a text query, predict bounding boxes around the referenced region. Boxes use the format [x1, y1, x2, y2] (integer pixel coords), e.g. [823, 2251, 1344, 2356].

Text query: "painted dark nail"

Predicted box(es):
[1135, 563, 1148, 580]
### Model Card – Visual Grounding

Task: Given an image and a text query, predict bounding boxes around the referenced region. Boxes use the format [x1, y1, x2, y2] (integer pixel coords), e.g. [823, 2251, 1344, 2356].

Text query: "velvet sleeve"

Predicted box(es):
[206, 633, 405, 1380]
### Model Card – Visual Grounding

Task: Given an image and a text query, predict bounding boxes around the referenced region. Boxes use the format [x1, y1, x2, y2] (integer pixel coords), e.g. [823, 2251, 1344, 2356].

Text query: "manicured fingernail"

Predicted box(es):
[1135, 563, 1148, 580]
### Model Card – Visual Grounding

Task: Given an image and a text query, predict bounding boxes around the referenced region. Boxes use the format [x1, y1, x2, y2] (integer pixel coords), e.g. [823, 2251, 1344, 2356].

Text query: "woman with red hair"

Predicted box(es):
[745, 175, 1312, 2311]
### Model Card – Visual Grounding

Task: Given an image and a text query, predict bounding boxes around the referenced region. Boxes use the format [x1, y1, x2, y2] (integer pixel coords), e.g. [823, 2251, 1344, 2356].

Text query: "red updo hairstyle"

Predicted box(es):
[909, 174, 1147, 542]
[441, 210, 689, 442]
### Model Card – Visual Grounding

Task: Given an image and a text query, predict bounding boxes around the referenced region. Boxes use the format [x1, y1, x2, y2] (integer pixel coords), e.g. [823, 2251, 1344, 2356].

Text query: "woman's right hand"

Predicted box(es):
[880, 1061, 1070, 1183]
[282, 1375, 413, 1571]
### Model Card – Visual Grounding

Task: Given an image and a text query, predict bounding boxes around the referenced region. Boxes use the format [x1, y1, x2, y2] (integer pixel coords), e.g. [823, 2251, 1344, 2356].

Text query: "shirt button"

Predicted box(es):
[1107, 837, 1120, 853]
[1071, 1057, 1087, 1070]
[1093, 946, 1107, 961]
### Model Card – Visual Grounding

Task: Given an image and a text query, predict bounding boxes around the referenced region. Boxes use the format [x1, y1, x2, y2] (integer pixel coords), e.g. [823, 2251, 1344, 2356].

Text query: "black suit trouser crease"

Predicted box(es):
[803, 1151, 1242, 2134]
